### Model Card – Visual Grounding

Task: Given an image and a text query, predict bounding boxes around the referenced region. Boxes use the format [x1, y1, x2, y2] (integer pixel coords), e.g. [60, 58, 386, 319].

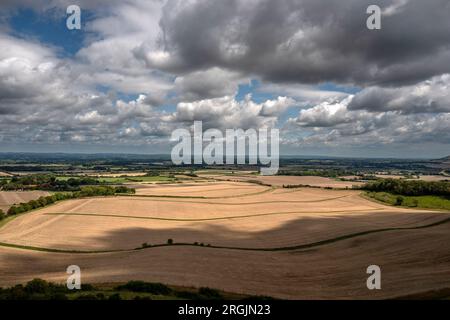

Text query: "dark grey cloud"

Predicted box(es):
[348, 75, 450, 113]
[174, 68, 243, 102]
[1, 0, 449, 156]
[137, 0, 450, 86]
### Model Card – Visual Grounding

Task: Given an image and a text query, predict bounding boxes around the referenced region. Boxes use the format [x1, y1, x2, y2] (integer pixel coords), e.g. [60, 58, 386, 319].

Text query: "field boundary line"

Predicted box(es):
[99, 194, 352, 205]
[44, 208, 386, 222]
[121, 186, 275, 199]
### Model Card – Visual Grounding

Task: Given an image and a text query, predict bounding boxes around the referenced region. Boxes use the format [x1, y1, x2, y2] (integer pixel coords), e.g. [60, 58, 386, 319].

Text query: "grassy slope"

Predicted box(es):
[365, 191, 450, 211]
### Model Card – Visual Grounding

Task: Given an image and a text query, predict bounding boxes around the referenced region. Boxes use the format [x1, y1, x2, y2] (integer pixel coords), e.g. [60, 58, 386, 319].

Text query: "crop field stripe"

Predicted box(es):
[101, 194, 352, 205]
[1, 216, 450, 254]
[0, 242, 124, 254]
[44, 208, 386, 222]
[125, 186, 275, 199]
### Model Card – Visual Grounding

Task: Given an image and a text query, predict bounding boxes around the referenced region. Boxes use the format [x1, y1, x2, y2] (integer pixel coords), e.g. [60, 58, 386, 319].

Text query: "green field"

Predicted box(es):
[366, 192, 450, 211]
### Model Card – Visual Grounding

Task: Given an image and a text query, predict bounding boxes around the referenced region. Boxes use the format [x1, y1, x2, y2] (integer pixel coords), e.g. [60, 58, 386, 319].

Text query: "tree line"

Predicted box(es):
[1, 186, 135, 218]
[362, 178, 450, 197]
[0, 174, 105, 192]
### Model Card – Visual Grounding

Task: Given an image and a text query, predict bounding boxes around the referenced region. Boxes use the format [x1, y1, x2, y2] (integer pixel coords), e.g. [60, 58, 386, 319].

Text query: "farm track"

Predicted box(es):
[1, 215, 449, 254]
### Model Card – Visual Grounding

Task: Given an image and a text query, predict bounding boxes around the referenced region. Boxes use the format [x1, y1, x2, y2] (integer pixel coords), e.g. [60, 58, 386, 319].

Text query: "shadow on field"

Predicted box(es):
[1, 220, 450, 299]
[31, 209, 450, 252]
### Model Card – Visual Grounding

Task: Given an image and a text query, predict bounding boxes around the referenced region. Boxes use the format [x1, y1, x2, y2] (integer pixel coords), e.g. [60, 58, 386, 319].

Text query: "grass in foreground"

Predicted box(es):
[0, 279, 274, 300]
[366, 192, 450, 211]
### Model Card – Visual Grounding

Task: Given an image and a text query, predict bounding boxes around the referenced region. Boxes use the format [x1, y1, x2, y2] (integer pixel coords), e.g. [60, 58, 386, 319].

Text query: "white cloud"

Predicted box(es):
[168, 95, 284, 130]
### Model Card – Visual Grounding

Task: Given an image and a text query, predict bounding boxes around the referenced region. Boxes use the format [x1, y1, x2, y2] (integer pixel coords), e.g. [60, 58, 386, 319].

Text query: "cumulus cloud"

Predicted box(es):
[259, 96, 296, 116]
[174, 68, 244, 102]
[137, 0, 450, 86]
[295, 96, 356, 127]
[288, 95, 450, 148]
[168, 95, 286, 130]
[348, 74, 450, 113]
[0, 0, 449, 155]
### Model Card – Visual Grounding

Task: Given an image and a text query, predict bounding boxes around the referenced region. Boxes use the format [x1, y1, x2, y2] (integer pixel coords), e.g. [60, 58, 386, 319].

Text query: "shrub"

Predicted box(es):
[134, 296, 152, 300]
[395, 196, 404, 206]
[0, 209, 5, 220]
[75, 294, 100, 300]
[141, 242, 151, 248]
[115, 281, 172, 295]
[108, 293, 122, 300]
[80, 284, 95, 291]
[114, 186, 136, 194]
[199, 287, 223, 299]
[174, 290, 203, 299]
[7, 206, 19, 216]
[25, 279, 49, 294]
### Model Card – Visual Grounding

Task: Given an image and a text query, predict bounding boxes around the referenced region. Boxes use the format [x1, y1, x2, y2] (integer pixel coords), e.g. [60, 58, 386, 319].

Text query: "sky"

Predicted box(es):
[0, 0, 449, 158]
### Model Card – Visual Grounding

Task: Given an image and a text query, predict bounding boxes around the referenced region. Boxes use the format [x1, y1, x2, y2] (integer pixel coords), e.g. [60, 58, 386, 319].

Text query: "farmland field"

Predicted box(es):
[201, 174, 364, 188]
[0, 180, 449, 299]
[0, 191, 50, 213]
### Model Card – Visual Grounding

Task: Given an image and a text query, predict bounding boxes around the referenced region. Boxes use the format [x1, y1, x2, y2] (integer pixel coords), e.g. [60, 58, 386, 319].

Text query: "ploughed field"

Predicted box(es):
[0, 180, 449, 299]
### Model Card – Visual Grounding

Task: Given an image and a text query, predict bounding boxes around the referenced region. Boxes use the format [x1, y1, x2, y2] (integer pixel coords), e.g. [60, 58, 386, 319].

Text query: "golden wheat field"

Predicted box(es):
[0, 180, 449, 299]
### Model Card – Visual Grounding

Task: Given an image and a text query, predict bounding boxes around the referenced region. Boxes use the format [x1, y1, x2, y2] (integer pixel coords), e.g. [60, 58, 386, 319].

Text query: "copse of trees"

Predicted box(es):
[277, 169, 357, 178]
[362, 179, 450, 197]
[6, 186, 135, 216]
[0, 174, 105, 192]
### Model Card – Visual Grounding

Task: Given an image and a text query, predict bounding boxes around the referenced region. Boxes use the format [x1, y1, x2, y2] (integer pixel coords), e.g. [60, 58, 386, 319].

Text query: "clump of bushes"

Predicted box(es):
[198, 287, 223, 299]
[0, 209, 5, 221]
[0, 279, 69, 300]
[395, 196, 404, 206]
[75, 293, 123, 300]
[115, 281, 172, 295]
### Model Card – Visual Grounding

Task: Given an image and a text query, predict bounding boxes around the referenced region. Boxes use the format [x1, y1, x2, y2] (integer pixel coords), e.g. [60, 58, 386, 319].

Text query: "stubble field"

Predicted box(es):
[0, 180, 449, 299]
[0, 191, 50, 213]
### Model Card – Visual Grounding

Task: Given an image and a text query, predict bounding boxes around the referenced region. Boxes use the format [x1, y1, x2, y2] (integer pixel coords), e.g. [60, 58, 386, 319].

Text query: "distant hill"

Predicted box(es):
[428, 156, 450, 170]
